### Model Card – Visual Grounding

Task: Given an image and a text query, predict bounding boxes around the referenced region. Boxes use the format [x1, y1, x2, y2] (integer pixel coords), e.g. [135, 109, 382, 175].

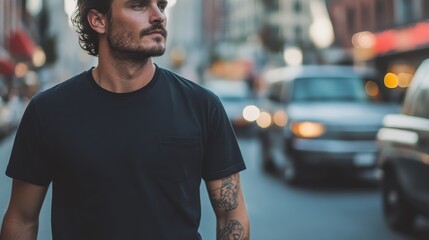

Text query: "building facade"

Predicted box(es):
[260, 0, 333, 65]
[0, 0, 42, 137]
[0, 0, 39, 78]
[327, 0, 429, 102]
[225, 0, 263, 44]
[200, 0, 264, 61]
[164, 0, 265, 82]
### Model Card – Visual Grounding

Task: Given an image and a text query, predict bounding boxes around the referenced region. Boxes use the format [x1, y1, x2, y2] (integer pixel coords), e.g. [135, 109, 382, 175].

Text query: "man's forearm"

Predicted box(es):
[217, 217, 249, 240]
[0, 217, 39, 240]
[207, 174, 250, 240]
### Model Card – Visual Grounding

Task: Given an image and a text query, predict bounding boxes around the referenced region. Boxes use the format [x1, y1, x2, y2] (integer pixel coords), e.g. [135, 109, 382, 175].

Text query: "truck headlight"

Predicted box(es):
[291, 121, 325, 138]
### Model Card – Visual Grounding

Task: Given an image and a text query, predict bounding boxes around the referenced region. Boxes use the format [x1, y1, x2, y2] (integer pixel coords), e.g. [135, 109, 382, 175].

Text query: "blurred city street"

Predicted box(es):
[2, 0, 429, 239]
[199, 137, 410, 240]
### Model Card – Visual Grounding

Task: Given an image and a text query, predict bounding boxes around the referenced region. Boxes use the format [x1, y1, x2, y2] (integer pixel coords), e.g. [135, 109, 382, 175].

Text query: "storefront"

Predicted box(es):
[372, 21, 429, 102]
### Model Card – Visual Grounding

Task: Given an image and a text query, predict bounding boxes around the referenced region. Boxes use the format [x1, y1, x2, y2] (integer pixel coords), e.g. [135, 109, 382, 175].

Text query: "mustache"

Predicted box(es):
[140, 23, 168, 38]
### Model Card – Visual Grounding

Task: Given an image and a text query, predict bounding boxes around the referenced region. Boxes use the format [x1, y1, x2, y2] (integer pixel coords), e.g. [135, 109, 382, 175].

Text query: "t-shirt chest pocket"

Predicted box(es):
[157, 136, 202, 181]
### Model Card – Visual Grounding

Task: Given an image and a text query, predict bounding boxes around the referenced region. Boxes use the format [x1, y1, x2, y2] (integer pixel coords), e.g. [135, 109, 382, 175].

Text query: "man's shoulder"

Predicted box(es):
[158, 67, 220, 102]
[33, 69, 92, 104]
[158, 67, 199, 87]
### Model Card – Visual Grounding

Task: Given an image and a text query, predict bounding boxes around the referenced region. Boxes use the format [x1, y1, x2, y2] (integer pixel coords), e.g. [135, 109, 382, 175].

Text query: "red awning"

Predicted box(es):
[0, 57, 15, 76]
[374, 21, 429, 56]
[8, 29, 36, 58]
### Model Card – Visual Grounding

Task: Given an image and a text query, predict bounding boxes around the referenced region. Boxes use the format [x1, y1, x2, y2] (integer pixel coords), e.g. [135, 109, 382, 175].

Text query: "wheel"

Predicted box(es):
[382, 168, 415, 232]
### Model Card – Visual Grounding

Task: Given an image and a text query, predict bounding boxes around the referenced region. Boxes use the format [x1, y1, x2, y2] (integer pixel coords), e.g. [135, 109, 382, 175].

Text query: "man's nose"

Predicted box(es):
[149, 5, 166, 23]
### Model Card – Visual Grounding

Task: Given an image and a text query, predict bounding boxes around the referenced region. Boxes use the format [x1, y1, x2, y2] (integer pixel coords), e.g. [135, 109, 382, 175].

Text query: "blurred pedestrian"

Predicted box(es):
[0, 0, 249, 239]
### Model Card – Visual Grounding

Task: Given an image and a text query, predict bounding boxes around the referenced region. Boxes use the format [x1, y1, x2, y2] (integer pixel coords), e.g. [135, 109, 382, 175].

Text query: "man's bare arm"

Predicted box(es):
[0, 179, 48, 240]
[206, 173, 250, 240]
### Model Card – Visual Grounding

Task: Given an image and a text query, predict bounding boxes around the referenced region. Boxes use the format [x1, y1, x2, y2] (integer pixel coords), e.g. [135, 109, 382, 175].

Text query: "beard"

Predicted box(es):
[106, 20, 167, 61]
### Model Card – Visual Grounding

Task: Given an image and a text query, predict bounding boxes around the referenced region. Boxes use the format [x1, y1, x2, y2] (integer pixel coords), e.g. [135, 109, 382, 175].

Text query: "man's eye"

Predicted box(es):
[130, 3, 147, 9]
[158, 3, 168, 11]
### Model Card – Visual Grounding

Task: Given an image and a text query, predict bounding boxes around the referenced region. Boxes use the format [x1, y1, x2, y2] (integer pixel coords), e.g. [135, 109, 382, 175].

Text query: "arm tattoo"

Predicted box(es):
[217, 220, 247, 240]
[209, 175, 239, 211]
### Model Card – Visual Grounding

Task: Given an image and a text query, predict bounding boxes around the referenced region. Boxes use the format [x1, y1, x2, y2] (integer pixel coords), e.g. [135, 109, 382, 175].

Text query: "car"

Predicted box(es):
[258, 65, 400, 184]
[204, 78, 260, 137]
[376, 59, 429, 233]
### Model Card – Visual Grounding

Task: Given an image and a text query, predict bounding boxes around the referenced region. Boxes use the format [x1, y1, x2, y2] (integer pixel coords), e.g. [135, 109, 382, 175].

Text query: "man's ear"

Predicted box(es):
[87, 9, 107, 34]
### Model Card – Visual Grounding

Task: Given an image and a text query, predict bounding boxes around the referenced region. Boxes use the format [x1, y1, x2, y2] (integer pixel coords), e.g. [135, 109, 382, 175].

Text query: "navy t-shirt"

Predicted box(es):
[6, 66, 246, 240]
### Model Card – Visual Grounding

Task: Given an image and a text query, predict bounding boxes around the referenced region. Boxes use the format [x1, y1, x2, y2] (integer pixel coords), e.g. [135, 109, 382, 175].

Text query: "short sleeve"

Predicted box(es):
[6, 100, 52, 186]
[202, 96, 246, 181]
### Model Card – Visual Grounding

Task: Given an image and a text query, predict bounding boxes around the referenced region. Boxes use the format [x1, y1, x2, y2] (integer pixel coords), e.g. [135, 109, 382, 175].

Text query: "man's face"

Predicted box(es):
[106, 0, 168, 60]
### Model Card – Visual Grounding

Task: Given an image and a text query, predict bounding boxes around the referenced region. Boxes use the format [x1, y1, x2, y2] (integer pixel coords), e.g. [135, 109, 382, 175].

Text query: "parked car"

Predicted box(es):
[204, 78, 260, 137]
[258, 65, 400, 184]
[376, 59, 429, 232]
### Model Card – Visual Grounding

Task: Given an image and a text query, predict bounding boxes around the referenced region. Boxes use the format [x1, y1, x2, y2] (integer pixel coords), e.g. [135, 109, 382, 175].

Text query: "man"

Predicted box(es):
[0, 0, 250, 239]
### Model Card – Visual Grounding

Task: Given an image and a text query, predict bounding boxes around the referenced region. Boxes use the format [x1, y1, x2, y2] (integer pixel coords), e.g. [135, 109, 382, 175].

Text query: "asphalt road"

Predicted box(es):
[1, 134, 428, 239]
[199, 137, 428, 240]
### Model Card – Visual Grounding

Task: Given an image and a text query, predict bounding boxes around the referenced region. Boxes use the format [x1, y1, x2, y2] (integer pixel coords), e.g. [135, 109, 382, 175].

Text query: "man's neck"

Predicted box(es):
[92, 57, 156, 93]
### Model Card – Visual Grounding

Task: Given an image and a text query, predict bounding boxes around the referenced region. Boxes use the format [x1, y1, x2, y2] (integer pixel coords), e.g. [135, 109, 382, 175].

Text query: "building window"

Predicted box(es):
[424, 0, 429, 19]
[376, 0, 394, 30]
[346, 7, 356, 34]
[294, 0, 301, 13]
[263, 0, 279, 12]
[360, 1, 372, 31]
[396, 0, 415, 24]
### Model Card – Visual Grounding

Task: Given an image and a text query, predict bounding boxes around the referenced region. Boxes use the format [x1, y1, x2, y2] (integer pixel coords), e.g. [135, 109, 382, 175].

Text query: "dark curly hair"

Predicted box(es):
[71, 0, 113, 56]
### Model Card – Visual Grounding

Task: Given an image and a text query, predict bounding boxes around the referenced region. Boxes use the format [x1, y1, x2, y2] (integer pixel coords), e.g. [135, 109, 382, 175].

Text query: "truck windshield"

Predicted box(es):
[292, 77, 368, 102]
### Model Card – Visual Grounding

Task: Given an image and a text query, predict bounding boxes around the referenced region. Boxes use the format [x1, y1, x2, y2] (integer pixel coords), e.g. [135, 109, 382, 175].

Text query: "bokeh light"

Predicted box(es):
[273, 110, 288, 127]
[243, 105, 260, 122]
[398, 73, 413, 88]
[365, 81, 379, 97]
[15, 63, 29, 78]
[32, 47, 46, 68]
[352, 31, 376, 49]
[27, 0, 42, 15]
[309, 18, 335, 49]
[283, 47, 303, 66]
[256, 112, 272, 129]
[308, 0, 334, 49]
[384, 73, 399, 88]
